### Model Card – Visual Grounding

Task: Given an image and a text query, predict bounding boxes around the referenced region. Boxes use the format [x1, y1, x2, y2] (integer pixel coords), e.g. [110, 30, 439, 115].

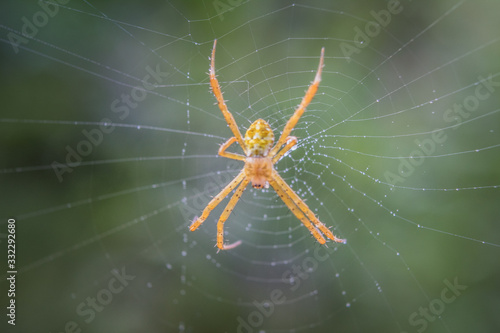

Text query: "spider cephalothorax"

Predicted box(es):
[189, 40, 345, 250]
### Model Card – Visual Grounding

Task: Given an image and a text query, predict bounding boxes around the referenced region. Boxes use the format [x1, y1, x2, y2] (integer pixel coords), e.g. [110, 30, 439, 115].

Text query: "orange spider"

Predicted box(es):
[190, 40, 346, 250]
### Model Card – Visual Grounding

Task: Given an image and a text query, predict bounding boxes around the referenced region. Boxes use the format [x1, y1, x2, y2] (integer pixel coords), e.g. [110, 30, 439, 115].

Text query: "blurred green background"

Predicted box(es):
[1, 0, 500, 332]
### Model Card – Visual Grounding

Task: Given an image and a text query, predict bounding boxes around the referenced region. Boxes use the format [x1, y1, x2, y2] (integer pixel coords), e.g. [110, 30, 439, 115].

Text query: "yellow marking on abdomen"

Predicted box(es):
[244, 119, 274, 157]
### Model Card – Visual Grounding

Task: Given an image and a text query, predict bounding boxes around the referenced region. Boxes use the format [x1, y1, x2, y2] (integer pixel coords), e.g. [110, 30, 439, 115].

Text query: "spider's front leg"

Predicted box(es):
[210, 40, 248, 156]
[268, 47, 324, 157]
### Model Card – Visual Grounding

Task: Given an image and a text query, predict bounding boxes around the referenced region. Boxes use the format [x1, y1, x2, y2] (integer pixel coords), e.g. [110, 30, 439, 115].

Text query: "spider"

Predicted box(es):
[190, 40, 346, 250]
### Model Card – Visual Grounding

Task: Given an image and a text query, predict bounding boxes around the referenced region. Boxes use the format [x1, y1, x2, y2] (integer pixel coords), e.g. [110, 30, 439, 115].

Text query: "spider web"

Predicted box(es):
[1, 0, 500, 332]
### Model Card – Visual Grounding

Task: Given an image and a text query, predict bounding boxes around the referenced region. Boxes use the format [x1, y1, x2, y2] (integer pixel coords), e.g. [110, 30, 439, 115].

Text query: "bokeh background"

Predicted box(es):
[1, 0, 499, 332]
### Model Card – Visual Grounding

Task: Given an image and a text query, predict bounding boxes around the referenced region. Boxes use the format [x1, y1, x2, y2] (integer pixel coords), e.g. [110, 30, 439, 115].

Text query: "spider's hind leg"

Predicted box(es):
[269, 179, 326, 244]
[271, 170, 345, 244]
[216, 178, 250, 250]
[189, 170, 246, 232]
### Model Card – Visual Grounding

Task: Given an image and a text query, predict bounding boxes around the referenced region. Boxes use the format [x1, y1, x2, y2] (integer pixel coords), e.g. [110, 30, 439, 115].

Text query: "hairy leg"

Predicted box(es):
[216, 178, 250, 250]
[269, 179, 326, 244]
[269, 47, 324, 158]
[272, 170, 345, 244]
[189, 170, 246, 231]
[210, 40, 247, 155]
[272, 136, 297, 164]
[218, 137, 246, 161]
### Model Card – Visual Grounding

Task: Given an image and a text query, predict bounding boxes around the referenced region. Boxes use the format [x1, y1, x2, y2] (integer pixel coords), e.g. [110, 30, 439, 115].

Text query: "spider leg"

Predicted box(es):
[217, 178, 250, 250]
[219, 137, 246, 161]
[210, 40, 247, 156]
[269, 47, 324, 158]
[269, 179, 326, 244]
[189, 170, 246, 232]
[271, 170, 346, 244]
[272, 136, 297, 164]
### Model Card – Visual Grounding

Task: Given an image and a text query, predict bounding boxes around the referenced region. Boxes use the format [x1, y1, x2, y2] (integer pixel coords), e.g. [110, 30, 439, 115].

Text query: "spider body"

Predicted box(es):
[243, 119, 275, 189]
[189, 40, 345, 250]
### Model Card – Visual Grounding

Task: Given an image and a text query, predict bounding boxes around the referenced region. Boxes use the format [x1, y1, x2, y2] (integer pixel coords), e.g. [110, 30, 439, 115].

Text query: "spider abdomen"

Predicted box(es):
[244, 157, 273, 189]
[244, 119, 274, 157]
